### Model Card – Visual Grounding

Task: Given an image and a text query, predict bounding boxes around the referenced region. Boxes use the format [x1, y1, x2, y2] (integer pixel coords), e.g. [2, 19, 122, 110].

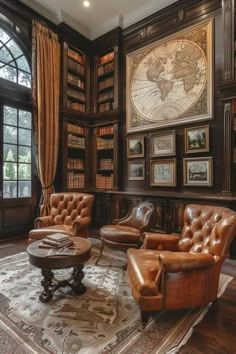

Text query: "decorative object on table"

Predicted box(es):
[128, 160, 145, 180]
[150, 159, 176, 186]
[127, 135, 144, 158]
[0, 247, 232, 354]
[127, 204, 236, 326]
[28, 192, 94, 244]
[39, 233, 73, 249]
[183, 156, 213, 186]
[126, 20, 213, 133]
[185, 125, 209, 153]
[150, 130, 176, 157]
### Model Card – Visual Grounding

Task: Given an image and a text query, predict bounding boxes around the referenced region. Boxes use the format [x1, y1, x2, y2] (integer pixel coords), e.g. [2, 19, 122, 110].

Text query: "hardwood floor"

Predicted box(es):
[0, 235, 235, 353]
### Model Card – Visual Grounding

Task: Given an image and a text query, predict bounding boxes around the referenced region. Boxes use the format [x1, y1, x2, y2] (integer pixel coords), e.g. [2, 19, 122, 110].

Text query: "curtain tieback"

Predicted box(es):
[42, 184, 53, 190]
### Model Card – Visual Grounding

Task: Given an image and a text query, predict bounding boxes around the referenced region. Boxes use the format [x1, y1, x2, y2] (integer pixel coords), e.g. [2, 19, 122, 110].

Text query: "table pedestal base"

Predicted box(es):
[39, 264, 86, 303]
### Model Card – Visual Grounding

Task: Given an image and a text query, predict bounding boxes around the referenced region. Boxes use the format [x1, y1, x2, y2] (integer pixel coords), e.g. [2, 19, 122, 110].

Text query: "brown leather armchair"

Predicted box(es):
[127, 204, 236, 324]
[96, 201, 154, 264]
[28, 192, 94, 243]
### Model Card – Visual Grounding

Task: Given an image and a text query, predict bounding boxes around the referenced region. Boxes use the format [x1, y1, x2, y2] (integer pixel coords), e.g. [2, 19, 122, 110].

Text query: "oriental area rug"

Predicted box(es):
[0, 240, 233, 354]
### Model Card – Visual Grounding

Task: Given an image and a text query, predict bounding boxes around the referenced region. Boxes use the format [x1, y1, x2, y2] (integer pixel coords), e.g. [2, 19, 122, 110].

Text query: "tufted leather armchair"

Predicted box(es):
[28, 192, 94, 243]
[127, 204, 236, 324]
[96, 201, 154, 265]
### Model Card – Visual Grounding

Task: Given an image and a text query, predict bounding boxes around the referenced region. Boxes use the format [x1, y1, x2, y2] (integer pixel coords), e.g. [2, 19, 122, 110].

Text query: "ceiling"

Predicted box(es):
[20, 0, 177, 40]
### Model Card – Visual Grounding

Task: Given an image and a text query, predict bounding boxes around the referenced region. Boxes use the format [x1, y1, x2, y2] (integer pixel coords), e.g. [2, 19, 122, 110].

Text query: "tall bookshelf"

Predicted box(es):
[95, 46, 118, 113]
[64, 121, 88, 190]
[62, 43, 88, 113]
[94, 123, 118, 190]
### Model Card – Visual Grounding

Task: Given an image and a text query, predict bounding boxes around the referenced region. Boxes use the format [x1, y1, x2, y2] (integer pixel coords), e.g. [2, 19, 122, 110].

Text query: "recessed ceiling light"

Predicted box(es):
[83, 1, 90, 7]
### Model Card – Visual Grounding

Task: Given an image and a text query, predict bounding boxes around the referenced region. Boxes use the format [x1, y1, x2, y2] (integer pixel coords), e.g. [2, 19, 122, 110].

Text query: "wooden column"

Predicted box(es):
[222, 0, 234, 81]
[222, 102, 232, 195]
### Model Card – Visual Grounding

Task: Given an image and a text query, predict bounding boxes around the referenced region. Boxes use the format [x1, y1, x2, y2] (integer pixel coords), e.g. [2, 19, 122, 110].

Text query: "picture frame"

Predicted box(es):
[183, 157, 213, 186]
[185, 125, 209, 153]
[128, 160, 145, 180]
[127, 135, 144, 158]
[126, 20, 213, 133]
[150, 159, 176, 186]
[150, 130, 176, 157]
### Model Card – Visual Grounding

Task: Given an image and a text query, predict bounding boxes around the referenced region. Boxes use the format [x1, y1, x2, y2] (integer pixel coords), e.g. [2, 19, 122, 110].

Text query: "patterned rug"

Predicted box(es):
[0, 240, 233, 354]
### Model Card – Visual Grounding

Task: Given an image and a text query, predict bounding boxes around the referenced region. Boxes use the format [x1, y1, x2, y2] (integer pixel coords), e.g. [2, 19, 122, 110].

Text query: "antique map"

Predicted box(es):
[126, 21, 212, 132]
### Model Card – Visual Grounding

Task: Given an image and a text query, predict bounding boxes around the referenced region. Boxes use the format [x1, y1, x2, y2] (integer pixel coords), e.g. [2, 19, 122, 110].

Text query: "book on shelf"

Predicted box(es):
[98, 126, 114, 136]
[100, 52, 114, 65]
[67, 123, 85, 135]
[98, 102, 112, 112]
[68, 48, 84, 63]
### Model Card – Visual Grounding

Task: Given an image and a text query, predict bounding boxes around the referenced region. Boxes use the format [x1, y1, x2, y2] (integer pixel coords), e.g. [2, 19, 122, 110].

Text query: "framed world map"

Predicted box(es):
[126, 20, 213, 133]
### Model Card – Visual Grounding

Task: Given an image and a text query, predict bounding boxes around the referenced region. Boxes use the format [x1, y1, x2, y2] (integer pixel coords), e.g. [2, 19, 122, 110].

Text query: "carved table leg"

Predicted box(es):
[71, 264, 86, 295]
[39, 269, 54, 303]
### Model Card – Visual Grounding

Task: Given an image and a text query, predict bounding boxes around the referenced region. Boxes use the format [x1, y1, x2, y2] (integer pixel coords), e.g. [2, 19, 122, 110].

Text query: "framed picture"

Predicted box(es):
[183, 157, 213, 186]
[126, 19, 213, 133]
[151, 130, 176, 157]
[127, 136, 144, 158]
[185, 125, 209, 153]
[128, 160, 145, 180]
[150, 159, 176, 186]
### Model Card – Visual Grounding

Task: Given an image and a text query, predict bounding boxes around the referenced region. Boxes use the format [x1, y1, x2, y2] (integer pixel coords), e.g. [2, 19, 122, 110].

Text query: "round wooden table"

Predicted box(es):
[27, 237, 92, 303]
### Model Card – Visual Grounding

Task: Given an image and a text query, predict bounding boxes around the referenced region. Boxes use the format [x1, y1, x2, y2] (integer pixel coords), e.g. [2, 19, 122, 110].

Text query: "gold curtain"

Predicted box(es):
[32, 21, 60, 216]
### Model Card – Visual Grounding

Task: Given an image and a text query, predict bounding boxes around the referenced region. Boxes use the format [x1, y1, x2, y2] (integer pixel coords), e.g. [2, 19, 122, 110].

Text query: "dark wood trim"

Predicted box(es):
[222, 102, 232, 195]
[222, 0, 234, 81]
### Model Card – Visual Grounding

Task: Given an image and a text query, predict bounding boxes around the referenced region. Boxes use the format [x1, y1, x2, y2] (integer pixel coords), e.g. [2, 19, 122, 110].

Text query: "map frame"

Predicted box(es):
[126, 19, 213, 133]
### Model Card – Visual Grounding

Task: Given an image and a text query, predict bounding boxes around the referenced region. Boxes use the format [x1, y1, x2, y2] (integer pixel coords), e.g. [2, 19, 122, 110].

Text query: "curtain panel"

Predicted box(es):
[32, 21, 60, 216]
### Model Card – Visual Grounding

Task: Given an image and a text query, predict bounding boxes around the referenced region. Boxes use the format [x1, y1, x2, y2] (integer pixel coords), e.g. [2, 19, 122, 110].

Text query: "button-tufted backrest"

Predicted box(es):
[179, 204, 236, 257]
[118, 202, 154, 231]
[49, 192, 94, 226]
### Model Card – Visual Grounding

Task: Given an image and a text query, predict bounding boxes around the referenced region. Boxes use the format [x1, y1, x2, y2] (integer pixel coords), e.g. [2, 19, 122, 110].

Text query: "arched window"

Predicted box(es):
[0, 27, 31, 87]
[0, 24, 32, 199]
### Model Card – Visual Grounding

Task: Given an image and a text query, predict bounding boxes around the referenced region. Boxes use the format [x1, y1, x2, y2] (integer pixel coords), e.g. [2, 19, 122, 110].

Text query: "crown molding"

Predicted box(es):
[19, 0, 58, 24]
[59, 10, 90, 39]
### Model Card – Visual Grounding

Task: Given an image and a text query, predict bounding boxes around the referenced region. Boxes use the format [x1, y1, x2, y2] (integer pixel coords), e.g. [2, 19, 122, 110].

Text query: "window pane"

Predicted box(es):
[4, 106, 17, 125]
[19, 128, 31, 146]
[3, 162, 17, 180]
[18, 70, 31, 88]
[6, 39, 22, 58]
[4, 125, 17, 144]
[0, 28, 10, 44]
[0, 46, 13, 64]
[0, 65, 17, 82]
[19, 110, 31, 128]
[17, 56, 30, 73]
[3, 181, 17, 198]
[4, 144, 17, 161]
[18, 181, 31, 198]
[19, 146, 31, 162]
[18, 163, 31, 180]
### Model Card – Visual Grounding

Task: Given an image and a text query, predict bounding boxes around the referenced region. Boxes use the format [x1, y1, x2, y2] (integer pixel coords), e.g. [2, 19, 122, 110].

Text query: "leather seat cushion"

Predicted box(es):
[29, 225, 74, 240]
[100, 224, 141, 243]
[127, 248, 165, 296]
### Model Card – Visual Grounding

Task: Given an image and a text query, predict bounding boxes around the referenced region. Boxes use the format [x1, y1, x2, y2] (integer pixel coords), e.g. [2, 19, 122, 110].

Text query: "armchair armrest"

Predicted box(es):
[34, 216, 53, 228]
[158, 252, 215, 272]
[72, 216, 91, 235]
[112, 205, 135, 225]
[142, 232, 180, 251]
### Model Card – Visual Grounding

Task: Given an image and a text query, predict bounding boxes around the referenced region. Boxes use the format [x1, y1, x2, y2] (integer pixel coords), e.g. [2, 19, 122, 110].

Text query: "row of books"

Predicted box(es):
[67, 100, 86, 112]
[68, 134, 85, 148]
[98, 91, 113, 103]
[97, 137, 113, 149]
[98, 77, 114, 91]
[98, 126, 114, 136]
[67, 123, 85, 136]
[67, 172, 85, 188]
[67, 88, 85, 101]
[98, 102, 112, 113]
[100, 158, 113, 169]
[99, 52, 114, 65]
[68, 59, 85, 76]
[68, 48, 85, 64]
[68, 73, 85, 89]
[39, 233, 73, 249]
[67, 158, 84, 169]
[96, 174, 113, 189]
[98, 62, 114, 76]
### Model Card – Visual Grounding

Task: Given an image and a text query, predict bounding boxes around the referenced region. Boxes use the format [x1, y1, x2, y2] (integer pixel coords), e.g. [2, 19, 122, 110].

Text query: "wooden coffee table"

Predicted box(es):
[27, 237, 92, 303]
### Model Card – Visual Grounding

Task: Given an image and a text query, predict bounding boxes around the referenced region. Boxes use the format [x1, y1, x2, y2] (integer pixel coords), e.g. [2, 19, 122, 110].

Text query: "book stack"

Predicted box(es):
[39, 233, 73, 249]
